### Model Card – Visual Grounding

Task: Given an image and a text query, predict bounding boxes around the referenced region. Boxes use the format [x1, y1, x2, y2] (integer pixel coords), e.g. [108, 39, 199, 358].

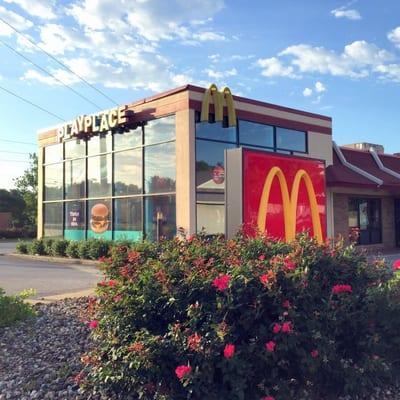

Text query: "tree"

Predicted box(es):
[14, 153, 38, 227]
[0, 189, 25, 226]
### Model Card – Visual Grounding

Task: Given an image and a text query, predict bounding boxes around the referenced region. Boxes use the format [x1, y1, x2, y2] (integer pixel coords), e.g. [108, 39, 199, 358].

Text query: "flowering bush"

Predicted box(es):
[81, 233, 400, 399]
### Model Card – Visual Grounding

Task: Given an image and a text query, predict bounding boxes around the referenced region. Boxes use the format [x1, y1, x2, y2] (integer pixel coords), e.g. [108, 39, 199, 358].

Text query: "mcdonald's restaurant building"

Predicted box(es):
[37, 84, 400, 251]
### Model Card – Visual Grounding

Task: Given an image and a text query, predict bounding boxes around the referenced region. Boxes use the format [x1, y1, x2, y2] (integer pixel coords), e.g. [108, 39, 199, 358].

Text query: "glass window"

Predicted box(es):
[196, 203, 225, 235]
[87, 132, 112, 155]
[145, 195, 176, 240]
[87, 199, 112, 239]
[65, 139, 86, 159]
[64, 201, 86, 240]
[196, 118, 236, 143]
[88, 154, 112, 198]
[114, 127, 142, 151]
[348, 198, 382, 245]
[44, 163, 63, 200]
[114, 149, 142, 196]
[44, 143, 63, 164]
[114, 198, 142, 241]
[239, 120, 274, 148]
[276, 127, 306, 152]
[144, 142, 176, 194]
[145, 115, 175, 145]
[196, 140, 235, 192]
[65, 158, 85, 199]
[44, 202, 63, 237]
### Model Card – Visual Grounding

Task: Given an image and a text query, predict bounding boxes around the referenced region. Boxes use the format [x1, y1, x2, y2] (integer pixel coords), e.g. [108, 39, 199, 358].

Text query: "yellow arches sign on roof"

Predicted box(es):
[200, 84, 237, 127]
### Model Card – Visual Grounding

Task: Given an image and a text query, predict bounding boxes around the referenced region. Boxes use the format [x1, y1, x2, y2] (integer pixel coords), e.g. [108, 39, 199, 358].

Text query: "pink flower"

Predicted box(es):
[281, 322, 293, 333]
[258, 254, 266, 261]
[284, 256, 296, 271]
[331, 284, 352, 294]
[212, 274, 230, 291]
[272, 323, 281, 334]
[265, 341, 276, 352]
[113, 294, 123, 302]
[175, 365, 192, 380]
[282, 300, 291, 309]
[393, 259, 400, 271]
[259, 274, 269, 285]
[89, 320, 99, 329]
[311, 349, 319, 358]
[223, 343, 235, 359]
[261, 396, 275, 400]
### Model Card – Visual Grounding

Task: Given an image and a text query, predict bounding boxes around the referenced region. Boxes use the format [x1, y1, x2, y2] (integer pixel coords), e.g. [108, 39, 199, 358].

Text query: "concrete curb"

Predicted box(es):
[9, 252, 100, 267]
[26, 288, 96, 304]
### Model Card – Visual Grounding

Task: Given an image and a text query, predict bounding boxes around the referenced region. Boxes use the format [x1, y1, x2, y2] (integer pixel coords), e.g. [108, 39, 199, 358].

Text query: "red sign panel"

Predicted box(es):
[243, 150, 326, 243]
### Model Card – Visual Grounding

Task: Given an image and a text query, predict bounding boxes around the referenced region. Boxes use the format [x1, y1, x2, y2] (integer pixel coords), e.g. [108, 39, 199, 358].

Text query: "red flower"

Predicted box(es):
[261, 396, 275, 400]
[265, 340, 276, 352]
[311, 349, 319, 358]
[282, 300, 291, 309]
[175, 365, 192, 380]
[212, 274, 230, 291]
[223, 343, 235, 359]
[284, 256, 296, 271]
[331, 284, 352, 294]
[272, 323, 281, 334]
[259, 274, 269, 285]
[281, 322, 293, 333]
[127, 251, 140, 263]
[258, 254, 266, 261]
[89, 320, 99, 329]
[108, 280, 118, 287]
[393, 259, 400, 270]
[98, 280, 107, 287]
[188, 333, 202, 351]
[128, 342, 145, 353]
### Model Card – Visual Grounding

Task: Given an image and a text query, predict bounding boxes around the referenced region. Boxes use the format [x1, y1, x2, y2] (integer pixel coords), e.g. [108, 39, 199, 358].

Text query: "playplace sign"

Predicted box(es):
[57, 105, 129, 142]
[225, 149, 326, 243]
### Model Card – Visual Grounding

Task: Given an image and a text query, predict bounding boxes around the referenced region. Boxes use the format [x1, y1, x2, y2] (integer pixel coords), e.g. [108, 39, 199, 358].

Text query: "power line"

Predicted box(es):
[0, 139, 35, 145]
[0, 16, 119, 107]
[0, 38, 103, 111]
[0, 85, 66, 122]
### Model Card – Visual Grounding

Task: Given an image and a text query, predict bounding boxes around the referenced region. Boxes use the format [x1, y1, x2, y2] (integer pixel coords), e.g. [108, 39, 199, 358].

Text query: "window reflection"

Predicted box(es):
[114, 127, 142, 150]
[65, 158, 85, 199]
[88, 154, 112, 198]
[144, 142, 176, 194]
[145, 195, 176, 240]
[239, 120, 274, 148]
[44, 163, 63, 200]
[44, 202, 63, 237]
[65, 139, 86, 159]
[196, 120, 236, 143]
[276, 127, 306, 152]
[44, 143, 63, 164]
[114, 149, 142, 196]
[145, 115, 175, 145]
[196, 203, 225, 234]
[87, 133, 112, 155]
[114, 198, 142, 241]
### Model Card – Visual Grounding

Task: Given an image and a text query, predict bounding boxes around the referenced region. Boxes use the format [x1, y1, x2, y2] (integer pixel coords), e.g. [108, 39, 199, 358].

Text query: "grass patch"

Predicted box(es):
[0, 288, 36, 327]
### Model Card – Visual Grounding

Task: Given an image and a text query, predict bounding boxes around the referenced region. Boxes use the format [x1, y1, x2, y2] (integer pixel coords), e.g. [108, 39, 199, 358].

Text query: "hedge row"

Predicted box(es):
[16, 238, 114, 260]
[81, 233, 400, 400]
[0, 228, 36, 239]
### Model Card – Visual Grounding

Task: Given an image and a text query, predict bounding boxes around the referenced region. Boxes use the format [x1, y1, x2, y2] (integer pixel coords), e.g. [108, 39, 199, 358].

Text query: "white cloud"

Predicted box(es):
[331, 7, 361, 20]
[208, 53, 220, 62]
[0, 5, 32, 36]
[279, 41, 392, 78]
[204, 68, 237, 79]
[374, 64, 400, 83]
[388, 27, 400, 48]
[4, 0, 56, 20]
[315, 81, 326, 92]
[303, 87, 313, 97]
[256, 57, 297, 78]
[193, 31, 226, 41]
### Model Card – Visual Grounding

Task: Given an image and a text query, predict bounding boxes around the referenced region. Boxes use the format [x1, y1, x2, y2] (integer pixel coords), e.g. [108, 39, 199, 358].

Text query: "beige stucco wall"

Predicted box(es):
[37, 146, 44, 238]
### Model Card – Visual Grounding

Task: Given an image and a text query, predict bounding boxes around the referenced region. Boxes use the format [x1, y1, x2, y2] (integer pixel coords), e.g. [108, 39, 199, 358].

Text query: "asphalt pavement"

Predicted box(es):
[0, 241, 101, 299]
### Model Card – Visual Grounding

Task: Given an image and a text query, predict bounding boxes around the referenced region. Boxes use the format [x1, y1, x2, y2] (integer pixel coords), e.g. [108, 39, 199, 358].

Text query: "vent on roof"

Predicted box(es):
[343, 142, 384, 154]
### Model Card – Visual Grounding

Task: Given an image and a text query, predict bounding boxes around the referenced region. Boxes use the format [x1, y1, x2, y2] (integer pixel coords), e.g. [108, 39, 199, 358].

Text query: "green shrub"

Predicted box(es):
[42, 238, 54, 255]
[66, 241, 80, 259]
[82, 233, 400, 400]
[87, 239, 111, 260]
[77, 240, 91, 259]
[0, 287, 35, 327]
[28, 239, 45, 255]
[16, 241, 28, 254]
[50, 239, 70, 257]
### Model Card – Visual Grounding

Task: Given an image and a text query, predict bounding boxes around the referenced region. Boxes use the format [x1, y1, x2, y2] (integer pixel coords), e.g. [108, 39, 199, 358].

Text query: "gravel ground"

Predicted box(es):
[0, 298, 399, 400]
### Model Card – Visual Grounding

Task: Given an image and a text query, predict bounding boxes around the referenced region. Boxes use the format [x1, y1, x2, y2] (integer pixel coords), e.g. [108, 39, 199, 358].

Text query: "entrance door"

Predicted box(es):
[394, 199, 400, 247]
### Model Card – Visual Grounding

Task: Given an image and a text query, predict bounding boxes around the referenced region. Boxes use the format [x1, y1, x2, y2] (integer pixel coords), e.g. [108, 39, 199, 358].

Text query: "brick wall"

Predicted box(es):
[332, 193, 395, 251]
[0, 212, 11, 230]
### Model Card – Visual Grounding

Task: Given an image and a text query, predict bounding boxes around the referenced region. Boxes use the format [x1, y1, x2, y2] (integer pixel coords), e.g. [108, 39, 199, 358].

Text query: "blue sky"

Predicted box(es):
[0, 0, 400, 189]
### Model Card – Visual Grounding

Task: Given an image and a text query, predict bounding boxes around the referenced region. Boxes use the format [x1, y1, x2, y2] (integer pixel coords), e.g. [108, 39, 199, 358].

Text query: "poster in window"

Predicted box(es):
[359, 202, 369, 229]
[90, 203, 110, 233]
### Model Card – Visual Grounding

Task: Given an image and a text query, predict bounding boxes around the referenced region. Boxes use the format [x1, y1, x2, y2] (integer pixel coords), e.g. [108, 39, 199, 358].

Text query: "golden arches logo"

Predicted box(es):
[200, 83, 237, 127]
[257, 167, 324, 243]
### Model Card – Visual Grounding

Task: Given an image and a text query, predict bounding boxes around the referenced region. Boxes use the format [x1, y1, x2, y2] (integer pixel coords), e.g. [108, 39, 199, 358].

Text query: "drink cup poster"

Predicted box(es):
[242, 150, 326, 243]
